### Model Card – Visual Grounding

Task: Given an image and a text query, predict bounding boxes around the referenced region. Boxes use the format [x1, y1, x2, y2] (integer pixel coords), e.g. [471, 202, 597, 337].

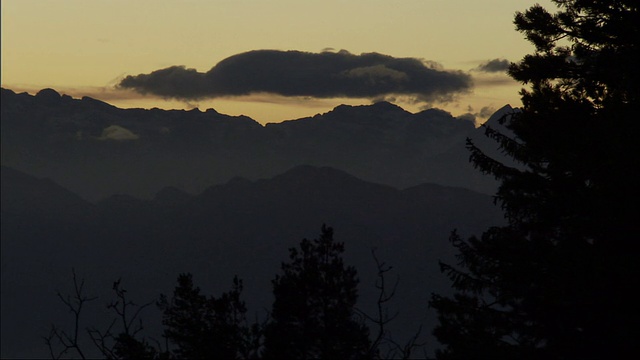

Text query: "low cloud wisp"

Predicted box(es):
[118, 50, 472, 104]
[474, 58, 510, 73]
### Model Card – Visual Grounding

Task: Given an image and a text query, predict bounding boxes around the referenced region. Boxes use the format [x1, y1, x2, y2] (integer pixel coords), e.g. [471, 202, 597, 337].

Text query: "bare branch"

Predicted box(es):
[45, 268, 97, 359]
[386, 324, 428, 359]
[108, 278, 155, 338]
[87, 319, 117, 359]
[357, 249, 429, 359]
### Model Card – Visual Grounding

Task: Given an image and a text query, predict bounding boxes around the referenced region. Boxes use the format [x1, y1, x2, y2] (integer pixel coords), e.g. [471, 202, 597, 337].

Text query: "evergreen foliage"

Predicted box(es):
[47, 227, 383, 359]
[111, 333, 161, 360]
[430, 1, 639, 359]
[158, 274, 259, 359]
[262, 225, 372, 359]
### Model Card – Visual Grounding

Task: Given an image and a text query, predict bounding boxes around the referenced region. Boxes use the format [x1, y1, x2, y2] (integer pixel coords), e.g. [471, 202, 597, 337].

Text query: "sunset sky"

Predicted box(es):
[1, 0, 553, 124]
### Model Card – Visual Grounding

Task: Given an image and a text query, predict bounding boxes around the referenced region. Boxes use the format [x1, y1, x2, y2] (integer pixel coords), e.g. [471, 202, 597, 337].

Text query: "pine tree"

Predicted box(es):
[158, 274, 258, 359]
[262, 225, 372, 359]
[430, 1, 639, 359]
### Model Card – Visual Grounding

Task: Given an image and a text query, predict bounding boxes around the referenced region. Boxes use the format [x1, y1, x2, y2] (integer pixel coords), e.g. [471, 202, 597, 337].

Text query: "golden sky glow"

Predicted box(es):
[1, 0, 554, 124]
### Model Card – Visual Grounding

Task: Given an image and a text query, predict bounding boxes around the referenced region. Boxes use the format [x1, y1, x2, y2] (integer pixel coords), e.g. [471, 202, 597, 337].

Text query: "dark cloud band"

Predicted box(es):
[118, 50, 472, 102]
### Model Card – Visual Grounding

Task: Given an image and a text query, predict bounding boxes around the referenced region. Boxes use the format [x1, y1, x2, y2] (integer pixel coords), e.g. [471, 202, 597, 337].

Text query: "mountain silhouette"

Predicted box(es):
[1, 87, 500, 201]
[1, 86, 512, 357]
[1, 165, 95, 221]
[1, 164, 502, 358]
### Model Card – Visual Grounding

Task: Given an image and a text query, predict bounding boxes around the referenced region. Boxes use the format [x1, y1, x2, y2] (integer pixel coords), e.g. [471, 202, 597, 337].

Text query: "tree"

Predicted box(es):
[430, 1, 639, 359]
[89, 279, 162, 359]
[44, 269, 98, 360]
[359, 249, 427, 359]
[45, 270, 163, 360]
[158, 273, 260, 359]
[262, 225, 372, 359]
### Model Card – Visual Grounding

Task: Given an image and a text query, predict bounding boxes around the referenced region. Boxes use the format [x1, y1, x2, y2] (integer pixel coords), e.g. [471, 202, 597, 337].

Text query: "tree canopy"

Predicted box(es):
[262, 225, 372, 359]
[158, 274, 258, 359]
[46, 226, 384, 359]
[430, 1, 639, 359]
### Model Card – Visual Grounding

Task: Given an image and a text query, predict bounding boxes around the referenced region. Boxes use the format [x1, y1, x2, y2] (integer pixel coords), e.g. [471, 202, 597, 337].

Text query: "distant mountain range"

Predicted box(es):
[1, 164, 504, 358]
[1, 87, 513, 201]
[1, 87, 513, 357]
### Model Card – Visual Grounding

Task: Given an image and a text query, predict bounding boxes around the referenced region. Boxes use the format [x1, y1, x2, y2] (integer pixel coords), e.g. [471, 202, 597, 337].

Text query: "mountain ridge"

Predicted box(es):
[1, 87, 510, 200]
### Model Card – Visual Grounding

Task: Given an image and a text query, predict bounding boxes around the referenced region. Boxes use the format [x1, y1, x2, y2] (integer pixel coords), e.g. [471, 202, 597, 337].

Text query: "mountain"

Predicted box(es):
[1, 87, 265, 201]
[466, 104, 519, 162]
[1, 86, 513, 356]
[1, 87, 503, 201]
[1, 165, 503, 358]
[1, 165, 95, 221]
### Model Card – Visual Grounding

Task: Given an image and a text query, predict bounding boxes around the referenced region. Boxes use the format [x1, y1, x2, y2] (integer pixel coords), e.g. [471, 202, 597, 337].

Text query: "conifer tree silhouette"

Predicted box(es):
[430, 1, 639, 359]
[158, 274, 259, 359]
[262, 225, 372, 359]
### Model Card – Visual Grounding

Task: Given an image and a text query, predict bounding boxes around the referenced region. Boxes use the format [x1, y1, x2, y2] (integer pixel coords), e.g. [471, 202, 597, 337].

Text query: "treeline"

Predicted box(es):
[46, 225, 426, 359]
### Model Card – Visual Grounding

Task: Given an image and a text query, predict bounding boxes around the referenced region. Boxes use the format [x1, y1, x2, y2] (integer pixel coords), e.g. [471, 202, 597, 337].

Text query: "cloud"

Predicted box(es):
[98, 125, 139, 141]
[464, 105, 498, 123]
[456, 113, 476, 123]
[478, 106, 497, 118]
[118, 50, 472, 103]
[119, 66, 209, 99]
[474, 58, 510, 73]
[341, 64, 409, 84]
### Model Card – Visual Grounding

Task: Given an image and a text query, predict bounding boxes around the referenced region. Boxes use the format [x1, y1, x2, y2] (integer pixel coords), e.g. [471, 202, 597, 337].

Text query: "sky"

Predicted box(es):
[1, 0, 555, 124]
